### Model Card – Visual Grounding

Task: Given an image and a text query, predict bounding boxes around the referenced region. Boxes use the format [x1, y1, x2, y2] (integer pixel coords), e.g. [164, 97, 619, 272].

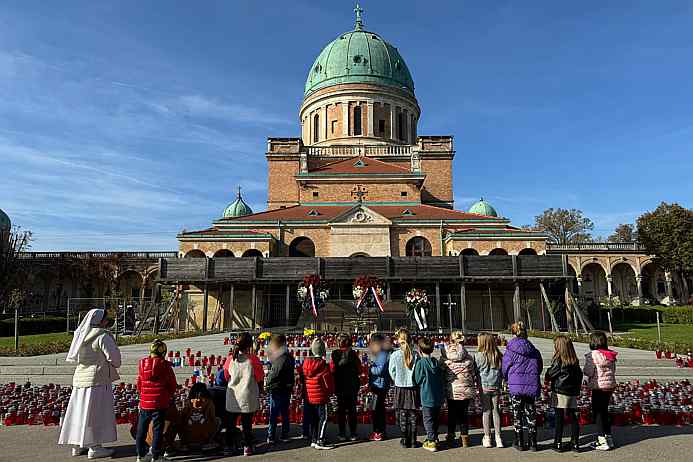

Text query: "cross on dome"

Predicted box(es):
[354, 3, 364, 31]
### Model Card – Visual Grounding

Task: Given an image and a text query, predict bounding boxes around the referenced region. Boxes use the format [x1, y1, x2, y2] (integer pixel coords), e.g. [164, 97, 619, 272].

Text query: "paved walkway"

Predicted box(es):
[1, 422, 692, 462]
[1, 333, 690, 384]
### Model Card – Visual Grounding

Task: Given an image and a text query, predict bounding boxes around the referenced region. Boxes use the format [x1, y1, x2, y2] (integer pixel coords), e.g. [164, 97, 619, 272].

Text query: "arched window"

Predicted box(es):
[406, 236, 432, 257]
[460, 248, 479, 256]
[213, 249, 235, 258]
[488, 248, 508, 256]
[242, 249, 263, 258]
[289, 237, 316, 257]
[184, 249, 206, 258]
[353, 106, 362, 136]
[518, 248, 537, 256]
[313, 114, 320, 143]
[350, 252, 370, 258]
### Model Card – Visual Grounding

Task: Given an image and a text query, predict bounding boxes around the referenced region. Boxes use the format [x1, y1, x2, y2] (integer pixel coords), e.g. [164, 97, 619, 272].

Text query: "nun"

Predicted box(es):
[58, 308, 122, 458]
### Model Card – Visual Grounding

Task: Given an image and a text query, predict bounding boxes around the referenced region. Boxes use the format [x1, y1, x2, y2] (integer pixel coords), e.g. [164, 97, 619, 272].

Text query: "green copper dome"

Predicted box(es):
[468, 198, 498, 217]
[223, 187, 253, 218]
[304, 5, 414, 97]
[0, 208, 10, 231]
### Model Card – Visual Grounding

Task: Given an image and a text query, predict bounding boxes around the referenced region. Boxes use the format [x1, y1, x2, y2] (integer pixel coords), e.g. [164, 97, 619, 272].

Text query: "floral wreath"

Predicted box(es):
[353, 275, 385, 316]
[297, 274, 328, 318]
[405, 288, 429, 330]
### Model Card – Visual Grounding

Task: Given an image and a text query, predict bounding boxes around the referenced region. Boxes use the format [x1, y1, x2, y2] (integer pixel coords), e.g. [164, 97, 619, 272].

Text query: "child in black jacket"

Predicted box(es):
[265, 334, 295, 444]
[545, 335, 583, 452]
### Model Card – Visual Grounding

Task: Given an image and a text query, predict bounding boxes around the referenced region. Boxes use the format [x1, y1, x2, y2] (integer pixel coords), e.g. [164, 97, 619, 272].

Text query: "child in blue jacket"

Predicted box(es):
[368, 333, 391, 441]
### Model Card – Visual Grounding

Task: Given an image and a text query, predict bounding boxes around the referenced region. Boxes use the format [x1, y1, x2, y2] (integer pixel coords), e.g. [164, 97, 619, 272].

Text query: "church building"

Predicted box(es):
[178, 7, 547, 260]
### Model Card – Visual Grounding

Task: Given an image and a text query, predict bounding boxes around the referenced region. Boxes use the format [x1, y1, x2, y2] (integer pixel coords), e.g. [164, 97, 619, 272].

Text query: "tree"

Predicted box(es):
[0, 226, 33, 312]
[608, 223, 637, 243]
[637, 202, 693, 273]
[534, 208, 594, 244]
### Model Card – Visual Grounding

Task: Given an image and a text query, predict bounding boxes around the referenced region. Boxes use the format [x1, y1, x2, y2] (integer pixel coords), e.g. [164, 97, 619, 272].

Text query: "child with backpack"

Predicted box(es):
[502, 322, 543, 452]
[474, 332, 504, 448]
[545, 335, 583, 452]
[413, 336, 444, 452]
[301, 338, 334, 450]
[441, 331, 478, 448]
[388, 328, 419, 448]
[330, 333, 363, 441]
[583, 331, 618, 451]
[135, 339, 178, 462]
[224, 333, 265, 456]
[368, 333, 391, 441]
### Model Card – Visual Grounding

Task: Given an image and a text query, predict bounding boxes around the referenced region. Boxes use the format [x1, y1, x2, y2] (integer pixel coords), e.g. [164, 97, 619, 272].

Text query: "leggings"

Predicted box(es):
[447, 399, 470, 437]
[591, 389, 613, 436]
[510, 395, 536, 436]
[398, 409, 418, 440]
[337, 394, 358, 436]
[481, 392, 502, 437]
[554, 408, 579, 443]
[226, 413, 254, 448]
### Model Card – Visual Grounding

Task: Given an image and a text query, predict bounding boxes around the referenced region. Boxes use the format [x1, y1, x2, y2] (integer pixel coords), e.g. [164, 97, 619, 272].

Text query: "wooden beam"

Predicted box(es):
[539, 282, 559, 332]
[513, 282, 521, 322]
[251, 284, 257, 328]
[435, 282, 441, 330]
[202, 283, 209, 332]
[285, 284, 291, 327]
[228, 284, 234, 331]
[460, 282, 467, 332]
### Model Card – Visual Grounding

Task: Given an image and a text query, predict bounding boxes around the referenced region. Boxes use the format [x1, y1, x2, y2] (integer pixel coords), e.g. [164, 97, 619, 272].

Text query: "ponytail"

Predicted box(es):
[398, 328, 415, 370]
[232, 332, 253, 360]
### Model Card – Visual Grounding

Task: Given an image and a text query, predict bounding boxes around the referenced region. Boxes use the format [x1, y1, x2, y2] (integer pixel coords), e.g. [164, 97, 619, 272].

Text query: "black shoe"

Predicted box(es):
[400, 438, 407, 448]
[571, 441, 580, 452]
[513, 431, 526, 451]
[528, 434, 538, 452]
[552, 442, 565, 453]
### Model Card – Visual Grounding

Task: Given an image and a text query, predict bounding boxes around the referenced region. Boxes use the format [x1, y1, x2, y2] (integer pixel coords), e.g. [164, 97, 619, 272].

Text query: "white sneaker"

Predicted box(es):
[87, 447, 114, 459]
[136, 455, 152, 462]
[495, 436, 504, 448]
[314, 441, 334, 450]
[592, 436, 610, 451]
[482, 435, 492, 448]
[72, 448, 88, 457]
[152, 457, 171, 462]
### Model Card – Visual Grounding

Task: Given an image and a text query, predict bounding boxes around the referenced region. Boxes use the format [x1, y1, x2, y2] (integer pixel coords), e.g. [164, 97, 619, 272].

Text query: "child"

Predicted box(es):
[413, 336, 444, 452]
[368, 333, 391, 441]
[265, 334, 295, 445]
[301, 338, 334, 450]
[583, 331, 617, 451]
[474, 332, 504, 448]
[179, 383, 218, 451]
[442, 331, 478, 448]
[208, 369, 230, 448]
[224, 333, 265, 457]
[135, 339, 178, 462]
[545, 335, 583, 452]
[388, 328, 419, 448]
[502, 321, 542, 452]
[330, 333, 363, 441]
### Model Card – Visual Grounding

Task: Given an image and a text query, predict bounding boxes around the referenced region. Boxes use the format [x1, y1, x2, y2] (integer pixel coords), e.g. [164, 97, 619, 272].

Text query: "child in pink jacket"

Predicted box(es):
[583, 331, 617, 451]
[442, 332, 478, 448]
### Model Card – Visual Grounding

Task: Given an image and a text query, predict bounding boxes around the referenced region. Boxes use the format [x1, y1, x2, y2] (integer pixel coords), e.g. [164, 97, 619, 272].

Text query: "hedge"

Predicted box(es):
[529, 330, 693, 355]
[0, 316, 67, 337]
[599, 305, 693, 325]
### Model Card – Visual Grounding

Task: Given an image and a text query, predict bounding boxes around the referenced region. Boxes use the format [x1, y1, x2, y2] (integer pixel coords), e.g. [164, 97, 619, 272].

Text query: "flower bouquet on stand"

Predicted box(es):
[405, 288, 429, 330]
[297, 274, 328, 318]
[353, 275, 385, 317]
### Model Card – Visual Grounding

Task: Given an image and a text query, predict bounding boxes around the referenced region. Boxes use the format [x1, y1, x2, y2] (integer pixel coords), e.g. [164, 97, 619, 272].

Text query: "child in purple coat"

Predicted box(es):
[502, 322, 543, 452]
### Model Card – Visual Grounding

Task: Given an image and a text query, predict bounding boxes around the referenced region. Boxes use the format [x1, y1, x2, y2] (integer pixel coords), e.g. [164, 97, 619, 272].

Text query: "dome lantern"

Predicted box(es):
[223, 187, 253, 218]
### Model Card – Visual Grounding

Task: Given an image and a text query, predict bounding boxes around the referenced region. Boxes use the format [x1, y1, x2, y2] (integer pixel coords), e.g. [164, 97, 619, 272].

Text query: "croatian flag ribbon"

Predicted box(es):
[371, 286, 384, 313]
[308, 284, 318, 318]
[413, 306, 427, 330]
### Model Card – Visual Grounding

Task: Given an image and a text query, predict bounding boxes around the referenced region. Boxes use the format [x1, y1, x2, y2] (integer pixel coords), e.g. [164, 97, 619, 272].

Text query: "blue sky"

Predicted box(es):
[1, 1, 692, 251]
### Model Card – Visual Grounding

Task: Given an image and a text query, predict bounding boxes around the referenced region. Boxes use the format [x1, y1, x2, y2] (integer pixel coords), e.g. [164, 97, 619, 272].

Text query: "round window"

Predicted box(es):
[353, 55, 362, 64]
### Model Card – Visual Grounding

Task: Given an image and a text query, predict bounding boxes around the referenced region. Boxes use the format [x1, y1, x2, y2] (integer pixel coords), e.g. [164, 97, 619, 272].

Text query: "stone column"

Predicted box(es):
[342, 102, 349, 136]
[636, 274, 644, 302]
[606, 274, 613, 299]
[390, 105, 397, 141]
[323, 105, 328, 141]
[665, 271, 675, 305]
[576, 276, 583, 298]
[366, 101, 374, 137]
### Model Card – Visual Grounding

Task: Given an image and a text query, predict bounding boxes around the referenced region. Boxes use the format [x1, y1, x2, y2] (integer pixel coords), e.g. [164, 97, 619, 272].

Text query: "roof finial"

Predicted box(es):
[237, 185, 242, 199]
[354, 3, 364, 30]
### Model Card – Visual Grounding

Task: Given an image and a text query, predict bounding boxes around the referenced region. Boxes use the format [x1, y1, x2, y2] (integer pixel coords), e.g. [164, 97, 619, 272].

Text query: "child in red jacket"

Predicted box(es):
[136, 339, 177, 462]
[301, 338, 334, 450]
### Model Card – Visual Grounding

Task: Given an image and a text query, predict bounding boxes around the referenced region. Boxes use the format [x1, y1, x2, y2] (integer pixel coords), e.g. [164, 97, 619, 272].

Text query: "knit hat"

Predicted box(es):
[150, 339, 167, 358]
[311, 338, 326, 357]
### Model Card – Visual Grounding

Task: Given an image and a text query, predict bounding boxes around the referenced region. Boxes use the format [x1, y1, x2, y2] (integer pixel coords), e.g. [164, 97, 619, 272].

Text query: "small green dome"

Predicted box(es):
[468, 198, 498, 217]
[0, 208, 10, 231]
[223, 187, 253, 218]
[304, 6, 414, 97]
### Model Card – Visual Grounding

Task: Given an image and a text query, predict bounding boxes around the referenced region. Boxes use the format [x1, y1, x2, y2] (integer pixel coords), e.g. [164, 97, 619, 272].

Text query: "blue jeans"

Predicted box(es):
[304, 402, 328, 444]
[268, 390, 291, 440]
[136, 409, 165, 458]
[422, 406, 440, 442]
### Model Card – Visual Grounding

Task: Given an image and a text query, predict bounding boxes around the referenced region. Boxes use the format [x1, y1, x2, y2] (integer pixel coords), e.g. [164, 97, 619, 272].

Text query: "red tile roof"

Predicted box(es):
[178, 228, 268, 237]
[308, 156, 413, 175]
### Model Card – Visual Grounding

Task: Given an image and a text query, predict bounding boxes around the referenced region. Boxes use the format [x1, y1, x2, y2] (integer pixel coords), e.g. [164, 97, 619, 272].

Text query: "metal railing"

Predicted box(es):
[18, 251, 178, 259]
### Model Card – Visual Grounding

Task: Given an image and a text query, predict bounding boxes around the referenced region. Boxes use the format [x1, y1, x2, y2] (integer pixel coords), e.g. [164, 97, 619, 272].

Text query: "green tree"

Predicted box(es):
[534, 208, 594, 244]
[637, 203, 693, 300]
[0, 226, 32, 312]
[608, 223, 637, 243]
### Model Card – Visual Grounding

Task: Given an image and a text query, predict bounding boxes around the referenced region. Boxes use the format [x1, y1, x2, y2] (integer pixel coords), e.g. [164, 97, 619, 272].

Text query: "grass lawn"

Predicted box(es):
[614, 322, 693, 344]
[0, 332, 73, 349]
